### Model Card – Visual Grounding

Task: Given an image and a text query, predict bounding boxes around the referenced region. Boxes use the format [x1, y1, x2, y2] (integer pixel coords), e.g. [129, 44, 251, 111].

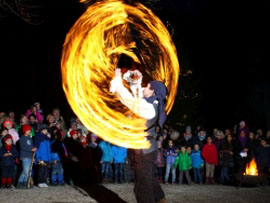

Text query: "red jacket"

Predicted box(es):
[202, 144, 218, 165]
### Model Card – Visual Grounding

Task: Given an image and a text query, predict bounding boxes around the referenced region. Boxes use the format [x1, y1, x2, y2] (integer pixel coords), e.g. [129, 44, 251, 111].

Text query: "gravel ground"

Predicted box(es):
[1, 184, 270, 203]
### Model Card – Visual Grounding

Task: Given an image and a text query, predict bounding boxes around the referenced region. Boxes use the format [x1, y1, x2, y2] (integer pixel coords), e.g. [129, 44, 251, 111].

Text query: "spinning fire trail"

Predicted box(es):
[61, 0, 180, 149]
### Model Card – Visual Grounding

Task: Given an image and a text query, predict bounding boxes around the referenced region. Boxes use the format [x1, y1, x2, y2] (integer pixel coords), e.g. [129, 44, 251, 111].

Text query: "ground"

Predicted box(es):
[1, 184, 270, 203]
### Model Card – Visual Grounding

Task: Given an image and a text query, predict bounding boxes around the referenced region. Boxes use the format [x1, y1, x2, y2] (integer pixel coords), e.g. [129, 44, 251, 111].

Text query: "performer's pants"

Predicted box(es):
[133, 150, 165, 203]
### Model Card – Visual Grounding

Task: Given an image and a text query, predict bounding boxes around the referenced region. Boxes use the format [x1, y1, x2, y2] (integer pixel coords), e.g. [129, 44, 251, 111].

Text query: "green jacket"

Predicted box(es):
[174, 151, 192, 171]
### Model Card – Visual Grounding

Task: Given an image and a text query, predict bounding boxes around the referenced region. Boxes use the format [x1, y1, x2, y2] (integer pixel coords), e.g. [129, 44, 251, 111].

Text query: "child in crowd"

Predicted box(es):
[174, 146, 192, 185]
[34, 124, 51, 188]
[112, 145, 127, 183]
[26, 105, 42, 123]
[156, 141, 165, 183]
[191, 144, 204, 184]
[3, 120, 19, 144]
[219, 134, 234, 184]
[15, 115, 35, 138]
[51, 131, 67, 186]
[164, 140, 177, 184]
[99, 140, 113, 183]
[187, 146, 192, 155]
[0, 134, 18, 188]
[0, 128, 8, 149]
[17, 125, 37, 189]
[202, 136, 218, 184]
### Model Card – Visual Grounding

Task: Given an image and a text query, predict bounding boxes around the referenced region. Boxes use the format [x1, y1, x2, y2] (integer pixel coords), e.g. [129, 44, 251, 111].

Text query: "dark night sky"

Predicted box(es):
[0, 0, 269, 132]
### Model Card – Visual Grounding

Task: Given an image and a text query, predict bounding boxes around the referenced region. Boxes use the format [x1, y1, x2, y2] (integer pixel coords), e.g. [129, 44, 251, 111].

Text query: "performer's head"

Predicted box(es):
[143, 81, 167, 99]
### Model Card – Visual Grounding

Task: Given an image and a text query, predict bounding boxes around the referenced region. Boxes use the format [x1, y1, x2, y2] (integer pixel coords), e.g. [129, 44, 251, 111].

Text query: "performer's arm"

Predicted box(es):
[110, 69, 156, 120]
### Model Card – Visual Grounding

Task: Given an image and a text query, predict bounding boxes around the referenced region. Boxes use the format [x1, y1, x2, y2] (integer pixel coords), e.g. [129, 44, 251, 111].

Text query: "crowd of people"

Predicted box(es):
[0, 102, 270, 189]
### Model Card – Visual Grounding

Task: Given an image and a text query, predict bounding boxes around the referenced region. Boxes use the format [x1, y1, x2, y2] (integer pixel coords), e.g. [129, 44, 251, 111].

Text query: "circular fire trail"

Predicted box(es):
[61, 0, 180, 149]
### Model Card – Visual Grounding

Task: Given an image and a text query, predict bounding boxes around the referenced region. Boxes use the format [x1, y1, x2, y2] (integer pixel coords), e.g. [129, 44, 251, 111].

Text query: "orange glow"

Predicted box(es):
[61, 0, 180, 149]
[244, 158, 258, 176]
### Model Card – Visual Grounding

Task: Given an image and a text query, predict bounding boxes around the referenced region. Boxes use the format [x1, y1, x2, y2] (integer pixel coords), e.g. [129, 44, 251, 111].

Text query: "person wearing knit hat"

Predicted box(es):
[110, 68, 166, 203]
[0, 134, 18, 189]
[34, 123, 51, 188]
[3, 120, 19, 144]
[70, 130, 78, 140]
[17, 125, 36, 189]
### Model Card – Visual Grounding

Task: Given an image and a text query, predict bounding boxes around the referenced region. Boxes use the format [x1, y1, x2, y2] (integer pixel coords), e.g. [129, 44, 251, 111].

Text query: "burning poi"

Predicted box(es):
[61, 0, 180, 149]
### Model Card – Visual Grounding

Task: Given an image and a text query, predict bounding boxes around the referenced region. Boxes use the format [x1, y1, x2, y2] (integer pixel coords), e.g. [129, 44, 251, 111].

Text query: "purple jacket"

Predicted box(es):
[164, 147, 177, 165]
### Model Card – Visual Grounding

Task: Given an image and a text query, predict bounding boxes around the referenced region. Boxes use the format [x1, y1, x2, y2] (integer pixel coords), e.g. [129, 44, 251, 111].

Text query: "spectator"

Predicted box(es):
[256, 129, 264, 141]
[246, 132, 258, 159]
[180, 126, 195, 147]
[26, 105, 42, 123]
[89, 134, 102, 183]
[234, 129, 249, 173]
[219, 134, 234, 184]
[193, 129, 207, 149]
[3, 120, 19, 144]
[0, 128, 8, 149]
[34, 102, 44, 123]
[34, 124, 51, 188]
[51, 132, 67, 186]
[52, 108, 66, 132]
[202, 136, 218, 184]
[47, 114, 56, 129]
[191, 144, 204, 184]
[0, 134, 18, 189]
[17, 125, 36, 189]
[112, 145, 127, 183]
[174, 146, 192, 185]
[155, 141, 165, 183]
[67, 122, 77, 138]
[164, 140, 177, 184]
[28, 113, 39, 133]
[75, 118, 88, 137]
[16, 115, 35, 138]
[8, 111, 18, 127]
[99, 140, 113, 183]
[213, 130, 225, 151]
[255, 138, 270, 175]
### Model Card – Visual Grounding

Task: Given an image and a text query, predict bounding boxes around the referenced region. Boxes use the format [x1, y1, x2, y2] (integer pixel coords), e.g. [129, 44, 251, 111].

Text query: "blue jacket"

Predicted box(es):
[99, 141, 113, 162]
[19, 135, 33, 159]
[34, 132, 51, 162]
[191, 150, 204, 168]
[165, 147, 178, 165]
[0, 145, 18, 167]
[112, 146, 127, 163]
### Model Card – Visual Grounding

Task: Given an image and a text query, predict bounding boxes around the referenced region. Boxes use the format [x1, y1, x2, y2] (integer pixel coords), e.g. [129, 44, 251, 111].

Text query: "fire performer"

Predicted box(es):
[110, 68, 166, 203]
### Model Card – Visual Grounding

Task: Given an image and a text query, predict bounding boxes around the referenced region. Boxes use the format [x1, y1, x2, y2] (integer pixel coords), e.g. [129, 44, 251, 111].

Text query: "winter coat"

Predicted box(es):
[34, 132, 51, 162]
[0, 145, 18, 167]
[191, 150, 204, 168]
[8, 128, 19, 144]
[99, 141, 113, 162]
[112, 146, 127, 163]
[255, 145, 270, 167]
[164, 147, 178, 165]
[174, 151, 192, 171]
[19, 135, 33, 159]
[202, 144, 218, 165]
[219, 141, 234, 167]
[156, 148, 165, 167]
[192, 134, 206, 149]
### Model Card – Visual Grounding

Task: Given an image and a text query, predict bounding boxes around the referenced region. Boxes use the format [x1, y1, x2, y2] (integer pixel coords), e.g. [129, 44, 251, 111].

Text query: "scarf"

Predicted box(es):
[5, 144, 12, 152]
[184, 133, 192, 141]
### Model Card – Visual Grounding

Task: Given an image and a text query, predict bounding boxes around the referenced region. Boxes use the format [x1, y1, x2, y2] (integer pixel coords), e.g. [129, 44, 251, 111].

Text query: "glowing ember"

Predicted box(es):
[61, 0, 179, 148]
[244, 158, 258, 176]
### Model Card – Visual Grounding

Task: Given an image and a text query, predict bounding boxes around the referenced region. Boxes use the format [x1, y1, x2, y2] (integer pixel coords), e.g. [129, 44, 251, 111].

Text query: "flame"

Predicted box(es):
[61, 0, 180, 149]
[244, 158, 258, 176]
